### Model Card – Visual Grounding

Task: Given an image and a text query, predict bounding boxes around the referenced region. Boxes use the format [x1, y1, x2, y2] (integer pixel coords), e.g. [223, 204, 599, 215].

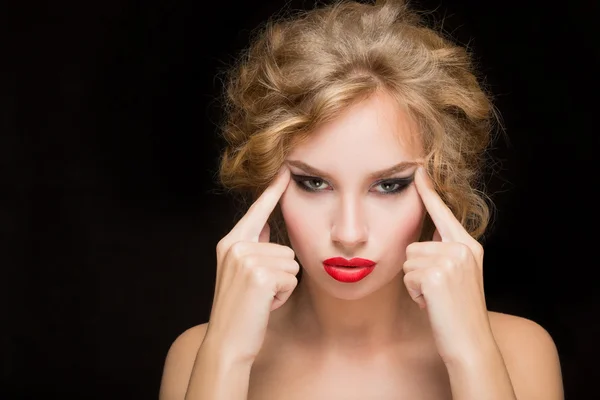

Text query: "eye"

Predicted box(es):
[291, 175, 331, 192]
[303, 178, 330, 191]
[371, 177, 413, 195]
[375, 182, 401, 193]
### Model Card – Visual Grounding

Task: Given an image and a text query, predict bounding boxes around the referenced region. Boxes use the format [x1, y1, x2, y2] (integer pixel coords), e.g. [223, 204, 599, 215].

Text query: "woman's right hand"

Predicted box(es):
[204, 166, 300, 364]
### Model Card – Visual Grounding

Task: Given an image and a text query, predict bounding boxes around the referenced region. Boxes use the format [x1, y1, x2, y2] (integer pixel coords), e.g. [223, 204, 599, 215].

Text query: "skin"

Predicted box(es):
[278, 90, 430, 355]
[159, 90, 564, 400]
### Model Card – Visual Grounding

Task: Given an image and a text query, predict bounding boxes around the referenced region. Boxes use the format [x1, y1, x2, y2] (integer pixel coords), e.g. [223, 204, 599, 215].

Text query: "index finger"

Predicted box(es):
[414, 167, 468, 242]
[232, 166, 291, 241]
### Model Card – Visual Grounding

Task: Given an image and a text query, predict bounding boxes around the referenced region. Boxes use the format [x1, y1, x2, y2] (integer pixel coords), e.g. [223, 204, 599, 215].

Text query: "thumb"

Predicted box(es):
[258, 222, 271, 243]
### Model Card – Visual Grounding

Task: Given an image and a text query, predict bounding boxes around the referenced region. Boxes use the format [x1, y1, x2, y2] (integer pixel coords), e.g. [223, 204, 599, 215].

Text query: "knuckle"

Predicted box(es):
[228, 241, 247, 260]
[285, 246, 296, 259]
[443, 257, 456, 270]
[473, 242, 484, 258]
[216, 238, 229, 257]
[291, 260, 300, 273]
[249, 267, 270, 287]
[455, 243, 471, 260]
[402, 272, 410, 284]
[241, 255, 259, 270]
[425, 268, 446, 287]
[405, 242, 418, 257]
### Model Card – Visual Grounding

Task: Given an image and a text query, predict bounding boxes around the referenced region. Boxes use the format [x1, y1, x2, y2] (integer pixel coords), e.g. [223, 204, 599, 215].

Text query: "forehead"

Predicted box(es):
[287, 91, 423, 168]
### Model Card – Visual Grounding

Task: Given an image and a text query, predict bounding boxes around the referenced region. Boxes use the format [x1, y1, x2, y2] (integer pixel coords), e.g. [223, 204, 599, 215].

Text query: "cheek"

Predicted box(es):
[369, 193, 426, 259]
[279, 191, 326, 254]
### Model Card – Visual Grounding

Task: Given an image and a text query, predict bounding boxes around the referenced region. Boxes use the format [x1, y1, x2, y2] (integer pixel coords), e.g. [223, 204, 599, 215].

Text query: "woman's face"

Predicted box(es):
[280, 91, 427, 299]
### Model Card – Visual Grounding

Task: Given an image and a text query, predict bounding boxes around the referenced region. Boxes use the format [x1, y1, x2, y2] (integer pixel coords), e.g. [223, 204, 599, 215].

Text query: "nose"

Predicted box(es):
[330, 197, 368, 248]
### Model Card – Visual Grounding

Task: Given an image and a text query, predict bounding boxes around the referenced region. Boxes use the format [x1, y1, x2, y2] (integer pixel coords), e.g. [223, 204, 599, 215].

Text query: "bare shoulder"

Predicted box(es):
[159, 323, 209, 400]
[488, 311, 564, 399]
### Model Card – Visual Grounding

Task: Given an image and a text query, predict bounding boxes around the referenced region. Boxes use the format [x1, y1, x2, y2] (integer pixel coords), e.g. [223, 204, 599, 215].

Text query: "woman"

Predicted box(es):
[160, 0, 564, 398]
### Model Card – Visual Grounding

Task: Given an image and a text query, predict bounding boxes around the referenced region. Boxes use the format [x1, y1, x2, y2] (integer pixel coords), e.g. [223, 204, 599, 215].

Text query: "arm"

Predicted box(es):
[184, 332, 254, 400]
[159, 323, 254, 400]
[445, 314, 564, 400]
[445, 337, 518, 400]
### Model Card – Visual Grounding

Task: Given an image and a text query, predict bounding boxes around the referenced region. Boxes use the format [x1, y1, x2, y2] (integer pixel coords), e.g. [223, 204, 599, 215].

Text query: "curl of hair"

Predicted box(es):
[218, 0, 498, 246]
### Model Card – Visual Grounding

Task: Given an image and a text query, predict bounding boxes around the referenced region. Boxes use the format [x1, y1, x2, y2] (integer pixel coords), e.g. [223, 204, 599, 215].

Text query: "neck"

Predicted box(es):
[287, 271, 428, 355]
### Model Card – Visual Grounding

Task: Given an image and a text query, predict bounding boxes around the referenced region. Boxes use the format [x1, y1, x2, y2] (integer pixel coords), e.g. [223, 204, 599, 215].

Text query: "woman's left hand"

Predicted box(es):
[403, 167, 495, 366]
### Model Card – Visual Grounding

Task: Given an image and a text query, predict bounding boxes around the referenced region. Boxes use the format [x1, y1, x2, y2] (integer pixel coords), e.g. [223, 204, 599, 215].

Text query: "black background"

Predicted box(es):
[5, 0, 599, 398]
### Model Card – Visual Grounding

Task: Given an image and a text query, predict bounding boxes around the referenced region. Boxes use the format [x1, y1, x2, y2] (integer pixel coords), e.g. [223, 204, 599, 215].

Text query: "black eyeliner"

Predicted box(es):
[291, 172, 415, 194]
[290, 173, 317, 181]
[373, 174, 414, 195]
[290, 173, 326, 192]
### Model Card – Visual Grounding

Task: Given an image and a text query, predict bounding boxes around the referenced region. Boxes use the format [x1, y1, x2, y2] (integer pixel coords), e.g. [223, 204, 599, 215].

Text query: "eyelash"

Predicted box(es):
[290, 174, 413, 195]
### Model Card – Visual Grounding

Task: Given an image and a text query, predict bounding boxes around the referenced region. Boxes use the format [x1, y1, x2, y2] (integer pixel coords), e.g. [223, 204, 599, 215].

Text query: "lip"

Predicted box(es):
[323, 257, 376, 267]
[323, 257, 376, 283]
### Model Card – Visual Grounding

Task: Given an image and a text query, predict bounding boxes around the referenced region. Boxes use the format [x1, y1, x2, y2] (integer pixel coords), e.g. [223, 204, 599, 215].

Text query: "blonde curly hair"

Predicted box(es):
[217, 0, 498, 246]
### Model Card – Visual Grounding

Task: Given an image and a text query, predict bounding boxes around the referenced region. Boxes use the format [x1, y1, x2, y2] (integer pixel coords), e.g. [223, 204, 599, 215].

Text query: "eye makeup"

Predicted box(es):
[290, 173, 415, 195]
[371, 176, 414, 194]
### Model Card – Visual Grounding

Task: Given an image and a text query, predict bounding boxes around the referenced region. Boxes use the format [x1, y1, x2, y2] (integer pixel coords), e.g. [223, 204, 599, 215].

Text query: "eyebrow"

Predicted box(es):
[286, 160, 419, 181]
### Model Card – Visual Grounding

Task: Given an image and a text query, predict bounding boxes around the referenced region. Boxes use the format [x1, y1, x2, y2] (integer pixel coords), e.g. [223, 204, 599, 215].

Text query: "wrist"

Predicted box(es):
[442, 337, 517, 400]
[443, 333, 501, 371]
[185, 332, 254, 400]
[200, 331, 257, 368]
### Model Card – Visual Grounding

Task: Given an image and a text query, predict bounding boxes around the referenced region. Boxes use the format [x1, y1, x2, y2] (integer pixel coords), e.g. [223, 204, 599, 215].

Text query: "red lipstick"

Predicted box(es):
[322, 257, 376, 283]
